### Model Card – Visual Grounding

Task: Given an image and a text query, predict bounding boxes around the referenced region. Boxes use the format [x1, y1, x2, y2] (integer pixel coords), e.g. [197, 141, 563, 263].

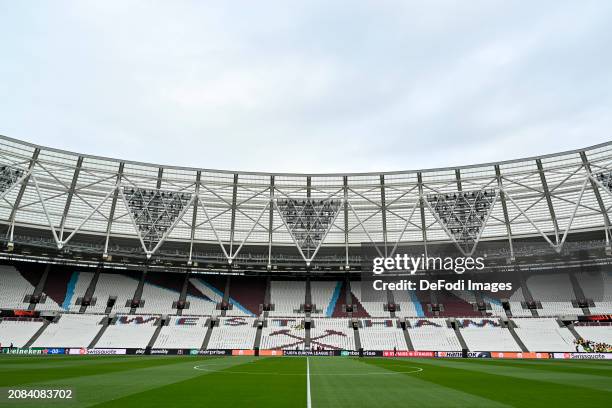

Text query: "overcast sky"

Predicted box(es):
[1, 1, 611, 173]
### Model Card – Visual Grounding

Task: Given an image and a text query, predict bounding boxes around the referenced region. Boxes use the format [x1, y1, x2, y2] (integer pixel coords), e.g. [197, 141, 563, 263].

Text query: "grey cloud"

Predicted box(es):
[0, 1, 610, 173]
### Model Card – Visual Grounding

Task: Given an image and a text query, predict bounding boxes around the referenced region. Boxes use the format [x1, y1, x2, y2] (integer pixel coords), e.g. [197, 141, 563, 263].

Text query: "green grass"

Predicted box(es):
[0, 356, 610, 407]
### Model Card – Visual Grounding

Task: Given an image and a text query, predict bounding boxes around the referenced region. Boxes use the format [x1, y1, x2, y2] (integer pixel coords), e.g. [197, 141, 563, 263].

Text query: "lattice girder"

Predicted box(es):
[123, 187, 192, 252]
[277, 198, 341, 257]
[427, 189, 497, 253]
[0, 165, 24, 195]
[596, 171, 612, 193]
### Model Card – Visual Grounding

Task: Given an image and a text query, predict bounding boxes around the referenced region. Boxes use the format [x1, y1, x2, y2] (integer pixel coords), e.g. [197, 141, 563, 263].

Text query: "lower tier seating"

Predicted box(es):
[407, 318, 461, 351]
[513, 318, 575, 352]
[260, 318, 306, 350]
[32, 314, 103, 348]
[153, 316, 208, 349]
[311, 318, 355, 350]
[95, 315, 158, 348]
[359, 319, 408, 350]
[206, 317, 257, 349]
[574, 324, 612, 345]
[459, 319, 520, 351]
[0, 318, 44, 348]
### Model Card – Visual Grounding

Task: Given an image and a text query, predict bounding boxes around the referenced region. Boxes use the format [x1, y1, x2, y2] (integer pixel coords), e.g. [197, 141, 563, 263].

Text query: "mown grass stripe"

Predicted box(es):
[311, 357, 511, 408]
[410, 358, 612, 393]
[447, 358, 612, 378]
[0, 356, 210, 388]
[363, 358, 611, 407]
[88, 357, 306, 408]
[1, 357, 253, 408]
[1, 356, 610, 408]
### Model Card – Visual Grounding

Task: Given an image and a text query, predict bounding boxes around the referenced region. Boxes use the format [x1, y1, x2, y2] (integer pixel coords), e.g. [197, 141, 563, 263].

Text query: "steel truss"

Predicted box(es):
[121, 187, 194, 256]
[276, 198, 341, 253]
[275, 197, 342, 266]
[0, 166, 25, 196]
[0, 135, 611, 268]
[425, 189, 497, 256]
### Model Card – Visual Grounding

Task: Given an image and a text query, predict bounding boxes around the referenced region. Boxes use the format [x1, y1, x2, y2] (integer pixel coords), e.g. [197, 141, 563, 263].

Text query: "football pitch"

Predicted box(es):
[0, 356, 610, 407]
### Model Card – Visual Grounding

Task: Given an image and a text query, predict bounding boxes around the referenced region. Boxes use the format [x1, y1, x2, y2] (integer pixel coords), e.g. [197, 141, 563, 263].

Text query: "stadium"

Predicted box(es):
[0, 135, 611, 407]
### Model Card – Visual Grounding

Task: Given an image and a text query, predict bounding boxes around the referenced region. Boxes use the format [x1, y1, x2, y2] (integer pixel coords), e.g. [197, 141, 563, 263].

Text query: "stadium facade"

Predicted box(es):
[1, 134, 612, 273]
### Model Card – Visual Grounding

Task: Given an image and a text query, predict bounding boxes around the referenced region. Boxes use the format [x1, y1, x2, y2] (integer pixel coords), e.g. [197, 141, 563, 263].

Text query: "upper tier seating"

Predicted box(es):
[0, 265, 34, 309]
[577, 271, 612, 314]
[527, 274, 575, 301]
[575, 272, 610, 299]
[137, 282, 178, 315]
[228, 276, 266, 316]
[65, 271, 94, 312]
[508, 302, 533, 317]
[436, 290, 482, 317]
[0, 264, 611, 322]
[186, 278, 222, 316]
[310, 281, 337, 317]
[183, 295, 216, 316]
[507, 290, 532, 317]
[351, 281, 387, 317]
[481, 296, 506, 317]
[269, 281, 305, 317]
[537, 302, 583, 317]
[589, 301, 612, 315]
[0, 265, 67, 313]
[86, 273, 139, 314]
[526, 274, 582, 316]
[393, 288, 422, 317]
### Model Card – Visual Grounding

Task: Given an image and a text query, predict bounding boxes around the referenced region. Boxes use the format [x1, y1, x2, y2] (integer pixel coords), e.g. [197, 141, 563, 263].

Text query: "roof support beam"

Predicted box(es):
[306, 176, 312, 259]
[580, 151, 612, 249]
[268, 175, 274, 269]
[59, 156, 83, 242]
[455, 169, 462, 192]
[380, 174, 388, 257]
[156, 167, 163, 189]
[536, 159, 560, 244]
[229, 173, 238, 256]
[495, 165, 514, 261]
[7, 148, 40, 242]
[103, 162, 124, 257]
[343, 176, 349, 269]
[417, 172, 428, 258]
[188, 171, 201, 265]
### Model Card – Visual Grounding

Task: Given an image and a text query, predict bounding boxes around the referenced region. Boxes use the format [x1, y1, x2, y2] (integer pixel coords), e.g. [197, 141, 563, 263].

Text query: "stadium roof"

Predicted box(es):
[0, 134, 611, 268]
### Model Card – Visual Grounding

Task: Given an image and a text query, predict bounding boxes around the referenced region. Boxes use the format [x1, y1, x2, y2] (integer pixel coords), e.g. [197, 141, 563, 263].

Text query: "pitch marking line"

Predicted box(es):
[307, 357, 312, 408]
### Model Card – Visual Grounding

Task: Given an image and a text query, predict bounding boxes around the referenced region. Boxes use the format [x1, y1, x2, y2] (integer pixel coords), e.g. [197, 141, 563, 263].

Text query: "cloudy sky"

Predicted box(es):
[1, 1, 611, 173]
